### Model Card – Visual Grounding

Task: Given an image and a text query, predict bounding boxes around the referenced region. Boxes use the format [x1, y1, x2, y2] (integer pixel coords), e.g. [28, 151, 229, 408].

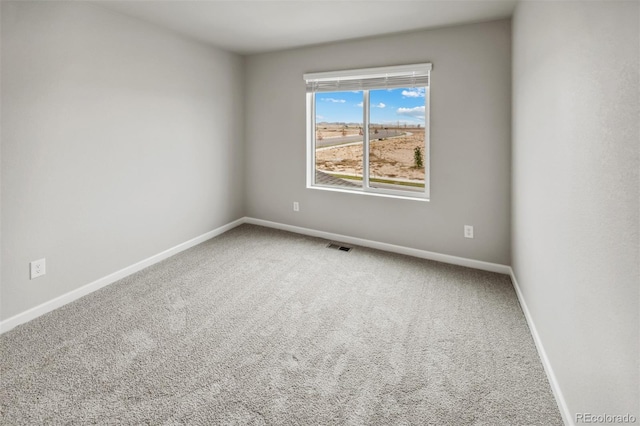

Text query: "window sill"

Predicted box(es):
[307, 184, 430, 202]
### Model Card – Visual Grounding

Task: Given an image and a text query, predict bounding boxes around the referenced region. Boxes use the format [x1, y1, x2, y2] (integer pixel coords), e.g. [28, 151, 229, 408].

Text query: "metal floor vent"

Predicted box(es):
[327, 243, 353, 252]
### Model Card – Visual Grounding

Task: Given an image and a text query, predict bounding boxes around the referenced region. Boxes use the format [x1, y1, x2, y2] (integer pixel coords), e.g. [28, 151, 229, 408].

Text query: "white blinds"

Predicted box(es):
[304, 63, 431, 93]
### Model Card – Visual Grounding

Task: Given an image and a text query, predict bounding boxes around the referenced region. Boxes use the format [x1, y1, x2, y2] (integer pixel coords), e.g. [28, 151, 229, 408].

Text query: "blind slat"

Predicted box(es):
[304, 63, 431, 93]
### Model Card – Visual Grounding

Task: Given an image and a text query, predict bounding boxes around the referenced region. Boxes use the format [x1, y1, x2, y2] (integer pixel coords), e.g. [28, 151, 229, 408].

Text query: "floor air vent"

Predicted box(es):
[327, 243, 352, 252]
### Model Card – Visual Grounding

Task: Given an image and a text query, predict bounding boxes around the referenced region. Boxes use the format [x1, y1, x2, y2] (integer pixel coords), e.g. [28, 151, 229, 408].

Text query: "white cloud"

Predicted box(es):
[316, 115, 325, 120]
[397, 106, 425, 119]
[402, 88, 426, 98]
[355, 102, 384, 108]
[321, 97, 346, 103]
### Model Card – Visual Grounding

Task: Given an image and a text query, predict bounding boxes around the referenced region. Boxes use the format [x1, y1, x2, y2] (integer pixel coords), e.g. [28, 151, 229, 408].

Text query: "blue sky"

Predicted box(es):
[315, 87, 426, 125]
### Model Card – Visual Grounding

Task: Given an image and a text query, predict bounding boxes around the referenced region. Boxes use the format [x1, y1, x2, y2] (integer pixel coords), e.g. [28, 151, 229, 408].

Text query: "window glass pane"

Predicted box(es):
[368, 87, 426, 193]
[314, 91, 364, 188]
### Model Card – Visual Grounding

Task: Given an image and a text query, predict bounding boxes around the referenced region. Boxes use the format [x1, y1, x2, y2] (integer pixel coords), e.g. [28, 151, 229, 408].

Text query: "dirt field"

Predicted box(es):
[316, 123, 362, 139]
[316, 129, 425, 181]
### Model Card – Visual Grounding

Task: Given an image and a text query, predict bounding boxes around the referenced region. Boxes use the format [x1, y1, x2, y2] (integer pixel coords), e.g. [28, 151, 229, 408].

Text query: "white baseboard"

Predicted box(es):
[2, 216, 508, 334]
[1, 215, 569, 425]
[244, 217, 511, 275]
[509, 268, 573, 426]
[0, 218, 245, 334]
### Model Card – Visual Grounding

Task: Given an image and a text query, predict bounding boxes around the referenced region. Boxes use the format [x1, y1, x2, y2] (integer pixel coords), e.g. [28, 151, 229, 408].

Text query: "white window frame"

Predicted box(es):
[305, 63, 431, 201]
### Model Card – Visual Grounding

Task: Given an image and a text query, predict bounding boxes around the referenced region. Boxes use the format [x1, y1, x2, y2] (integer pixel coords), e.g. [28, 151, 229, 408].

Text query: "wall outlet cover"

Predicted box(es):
[464, 225, 474, 239]
[30, 258, 46, 279]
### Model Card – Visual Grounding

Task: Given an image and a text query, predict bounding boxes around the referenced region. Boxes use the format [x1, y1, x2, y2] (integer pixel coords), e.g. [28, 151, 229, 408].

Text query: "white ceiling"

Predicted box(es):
[96, 0, 518, 55]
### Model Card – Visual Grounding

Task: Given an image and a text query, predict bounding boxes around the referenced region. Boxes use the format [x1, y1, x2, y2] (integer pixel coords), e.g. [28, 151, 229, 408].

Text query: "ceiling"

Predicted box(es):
[96, 0, 518, 55]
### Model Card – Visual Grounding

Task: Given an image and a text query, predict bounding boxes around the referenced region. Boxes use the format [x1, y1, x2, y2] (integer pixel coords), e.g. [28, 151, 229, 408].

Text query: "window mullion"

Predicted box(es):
[363, 90, 370, 190]
[309, 92, 316, 187]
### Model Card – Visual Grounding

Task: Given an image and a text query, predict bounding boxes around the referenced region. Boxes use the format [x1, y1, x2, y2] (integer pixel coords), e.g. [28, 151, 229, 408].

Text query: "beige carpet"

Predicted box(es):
[0, 224, 562, 425]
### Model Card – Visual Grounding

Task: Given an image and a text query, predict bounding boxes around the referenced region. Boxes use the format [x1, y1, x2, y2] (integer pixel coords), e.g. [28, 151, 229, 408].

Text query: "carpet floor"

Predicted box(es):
[0, 224, 562, 425]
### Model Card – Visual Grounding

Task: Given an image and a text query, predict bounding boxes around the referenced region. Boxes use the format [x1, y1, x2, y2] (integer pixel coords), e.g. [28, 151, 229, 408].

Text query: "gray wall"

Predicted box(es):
[512, 0, 639, 419]
[245, 20, 512, 265]
[1, 2, 245, 321]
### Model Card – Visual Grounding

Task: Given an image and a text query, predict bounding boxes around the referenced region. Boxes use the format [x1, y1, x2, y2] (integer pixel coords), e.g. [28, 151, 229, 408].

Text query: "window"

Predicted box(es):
[305, 63, 431, 200]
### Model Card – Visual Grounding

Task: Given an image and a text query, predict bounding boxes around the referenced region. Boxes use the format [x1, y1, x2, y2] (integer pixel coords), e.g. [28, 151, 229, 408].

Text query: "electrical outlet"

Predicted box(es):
[464, 225, 474, 239]
[30, 258, 46, 279]
[293, 201, 300, 212]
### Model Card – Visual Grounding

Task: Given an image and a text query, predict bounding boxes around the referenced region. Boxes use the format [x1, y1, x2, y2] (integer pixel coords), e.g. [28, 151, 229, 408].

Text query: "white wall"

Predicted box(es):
[0, 1, 245, 321]
[512, 0, 639, 421]
[245, 20, 512, 265]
